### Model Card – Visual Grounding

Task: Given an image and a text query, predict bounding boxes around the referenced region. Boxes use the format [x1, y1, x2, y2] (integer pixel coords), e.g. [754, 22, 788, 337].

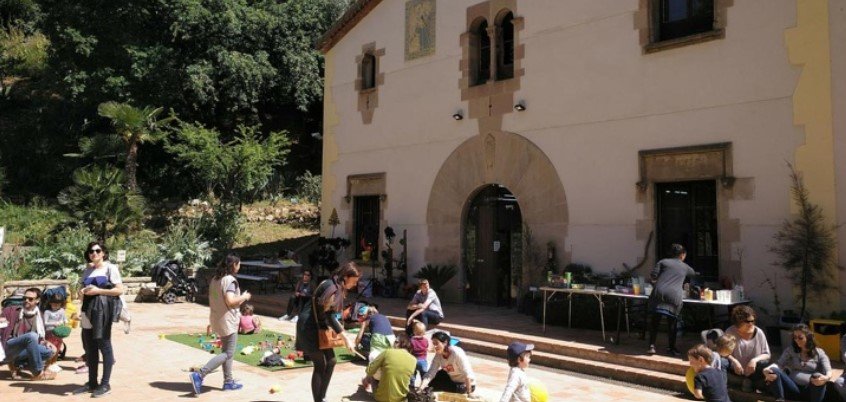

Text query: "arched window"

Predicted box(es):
[473, 19, 490, 86]
[361, 53, 376, 90]
[497, 11, 514, 80]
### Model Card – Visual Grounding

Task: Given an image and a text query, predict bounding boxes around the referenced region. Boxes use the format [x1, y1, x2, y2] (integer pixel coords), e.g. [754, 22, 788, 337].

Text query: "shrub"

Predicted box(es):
[158, 219, 212, 271]
[413, 264, 458, 293]
[108, 229, 160, 277]
[28, 225, 96, 282]
[57, 165, 145, 240]
[196, 204, 243, 253]
[296, 170, 321, 204]
[0, 26, 49, 77]
[0, 200, 69, 245]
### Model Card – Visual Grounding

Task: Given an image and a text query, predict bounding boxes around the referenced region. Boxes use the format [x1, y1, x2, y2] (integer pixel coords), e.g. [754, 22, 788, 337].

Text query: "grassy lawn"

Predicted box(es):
[233, 220, 318, 259]
[165, 329, 357, 371]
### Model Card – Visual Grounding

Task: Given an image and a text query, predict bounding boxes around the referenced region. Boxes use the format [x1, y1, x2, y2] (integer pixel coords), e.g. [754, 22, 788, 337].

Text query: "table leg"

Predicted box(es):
[543, 289, 548, 333]
[598, 295, 606, 342]
[625, 299, 631, 335]
[568, 293, 573, 329]
[614, 297, 629, 345]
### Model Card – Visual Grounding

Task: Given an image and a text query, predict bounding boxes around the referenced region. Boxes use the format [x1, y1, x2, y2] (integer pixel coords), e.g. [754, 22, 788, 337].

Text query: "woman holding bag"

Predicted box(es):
[72, 241, 124, 398]
[296, 262, 360, 402]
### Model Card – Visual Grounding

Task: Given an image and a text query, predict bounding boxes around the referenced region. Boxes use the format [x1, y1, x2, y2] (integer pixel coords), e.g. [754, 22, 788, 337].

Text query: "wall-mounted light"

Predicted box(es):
[513, 101, 527, 112]
[452, 111, 464, 120]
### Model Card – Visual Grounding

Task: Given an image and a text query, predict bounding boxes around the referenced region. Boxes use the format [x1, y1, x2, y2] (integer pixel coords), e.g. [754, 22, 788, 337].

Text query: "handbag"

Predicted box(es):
[312, 285, 345, 350]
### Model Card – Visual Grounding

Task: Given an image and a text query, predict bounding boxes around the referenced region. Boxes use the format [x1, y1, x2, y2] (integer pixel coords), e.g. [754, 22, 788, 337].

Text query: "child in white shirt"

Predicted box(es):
[499, 341, 534, 402]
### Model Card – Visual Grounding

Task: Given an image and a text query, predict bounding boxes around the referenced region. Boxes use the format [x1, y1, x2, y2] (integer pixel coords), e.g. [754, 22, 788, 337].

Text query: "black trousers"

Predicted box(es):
[428, 370, 474, 393]
[306, 348, 336, 402]
[648, 312, 678, 350]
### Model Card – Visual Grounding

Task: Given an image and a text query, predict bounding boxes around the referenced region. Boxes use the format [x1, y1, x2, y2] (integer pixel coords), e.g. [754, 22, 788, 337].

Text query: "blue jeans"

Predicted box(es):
[411, 357, 428, 388]
[82, 328, 116, 387]
[6, 332, 52, 374]
[766, 367, 826, 402]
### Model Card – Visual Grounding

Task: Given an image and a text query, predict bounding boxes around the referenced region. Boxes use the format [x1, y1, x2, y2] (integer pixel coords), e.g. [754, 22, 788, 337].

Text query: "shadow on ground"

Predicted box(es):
[8, 381, 81, 396]
[149, 380, 207, 398]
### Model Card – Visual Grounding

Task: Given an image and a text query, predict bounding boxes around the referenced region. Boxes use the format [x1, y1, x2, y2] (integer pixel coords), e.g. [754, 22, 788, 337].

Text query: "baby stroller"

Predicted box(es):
[150, 260, 198, 304]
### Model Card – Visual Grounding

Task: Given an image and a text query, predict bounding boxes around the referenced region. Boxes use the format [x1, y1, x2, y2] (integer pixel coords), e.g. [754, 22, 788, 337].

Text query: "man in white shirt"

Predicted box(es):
[405, 279, 444, 336]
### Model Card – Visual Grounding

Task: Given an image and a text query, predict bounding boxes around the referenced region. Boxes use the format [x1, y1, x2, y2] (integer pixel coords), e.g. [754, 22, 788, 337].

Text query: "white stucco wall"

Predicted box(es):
[321, 0, 835, 315]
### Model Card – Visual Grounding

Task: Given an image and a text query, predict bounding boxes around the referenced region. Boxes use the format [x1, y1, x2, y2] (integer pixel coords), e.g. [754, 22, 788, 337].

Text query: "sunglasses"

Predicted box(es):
[88, 248, 103, 254]
[24, 296, 37, 302]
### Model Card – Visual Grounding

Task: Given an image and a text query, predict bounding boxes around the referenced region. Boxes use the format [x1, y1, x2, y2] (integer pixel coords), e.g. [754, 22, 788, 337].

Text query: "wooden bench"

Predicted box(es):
[235, 274, 271, 294]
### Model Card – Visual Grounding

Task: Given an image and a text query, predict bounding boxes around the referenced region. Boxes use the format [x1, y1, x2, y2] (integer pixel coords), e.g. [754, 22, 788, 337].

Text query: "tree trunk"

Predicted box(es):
[126, 138, 139, 192]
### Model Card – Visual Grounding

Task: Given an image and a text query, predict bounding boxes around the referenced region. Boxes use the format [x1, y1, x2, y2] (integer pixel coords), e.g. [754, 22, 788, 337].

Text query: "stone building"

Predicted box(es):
[316, 0, 846, 318]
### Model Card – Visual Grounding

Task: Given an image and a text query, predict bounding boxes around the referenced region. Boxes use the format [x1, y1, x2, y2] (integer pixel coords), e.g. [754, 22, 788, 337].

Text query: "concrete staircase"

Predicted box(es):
[385, 316, 783, 402]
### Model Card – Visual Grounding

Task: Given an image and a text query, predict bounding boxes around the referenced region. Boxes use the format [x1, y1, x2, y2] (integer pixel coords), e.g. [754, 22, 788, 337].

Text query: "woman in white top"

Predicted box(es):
[421, 331, 476, 396]
[71, 241, 124, 398]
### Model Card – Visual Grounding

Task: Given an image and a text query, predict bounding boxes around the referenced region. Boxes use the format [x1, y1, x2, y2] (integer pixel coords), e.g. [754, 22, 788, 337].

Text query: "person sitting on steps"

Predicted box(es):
[405, 279, 444, 336]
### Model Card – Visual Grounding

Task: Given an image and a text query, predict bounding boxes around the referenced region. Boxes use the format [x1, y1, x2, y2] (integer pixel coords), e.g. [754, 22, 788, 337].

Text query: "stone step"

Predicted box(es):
[385, 316, 688, 377]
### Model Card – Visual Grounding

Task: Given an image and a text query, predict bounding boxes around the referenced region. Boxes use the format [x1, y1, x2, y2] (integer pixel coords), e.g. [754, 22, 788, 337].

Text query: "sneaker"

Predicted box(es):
[75, 364, 88, 374]
[279, 315, 290, 321]
[123, 319, 131, 334]
[646, 345, 656, 355]
[223, 380, 243, 391]
[92, 384, 111, 398]
[189, 372, 204, 395]
[290, 316, 298, 323]
[71, 384, 95, 395]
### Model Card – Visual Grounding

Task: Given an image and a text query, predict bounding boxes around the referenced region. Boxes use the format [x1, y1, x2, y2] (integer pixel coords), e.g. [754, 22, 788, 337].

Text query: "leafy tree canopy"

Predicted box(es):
[39, 0, 348, 127]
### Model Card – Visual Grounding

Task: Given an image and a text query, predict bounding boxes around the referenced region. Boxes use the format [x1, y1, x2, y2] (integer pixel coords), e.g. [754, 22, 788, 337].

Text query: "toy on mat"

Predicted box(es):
[269, 384, 282, 394]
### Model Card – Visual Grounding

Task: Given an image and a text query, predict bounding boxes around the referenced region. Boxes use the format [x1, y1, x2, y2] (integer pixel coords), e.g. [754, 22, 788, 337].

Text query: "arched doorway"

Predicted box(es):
[464, 184, 522, 306]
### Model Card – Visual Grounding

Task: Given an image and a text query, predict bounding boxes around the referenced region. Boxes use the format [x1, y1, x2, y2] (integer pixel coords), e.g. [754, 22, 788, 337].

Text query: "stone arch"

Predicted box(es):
[425, 131, 569, 300]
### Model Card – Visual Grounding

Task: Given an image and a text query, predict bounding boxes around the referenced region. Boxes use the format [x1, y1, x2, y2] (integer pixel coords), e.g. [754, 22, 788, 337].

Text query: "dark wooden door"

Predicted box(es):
[465, 185, 521, 306]
[656, 181, 718, 280]
[353, 196, 380, 259]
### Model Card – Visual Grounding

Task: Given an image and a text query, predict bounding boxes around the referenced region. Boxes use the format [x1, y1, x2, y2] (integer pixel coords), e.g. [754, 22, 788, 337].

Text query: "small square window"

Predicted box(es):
[656, 0, 714, 42]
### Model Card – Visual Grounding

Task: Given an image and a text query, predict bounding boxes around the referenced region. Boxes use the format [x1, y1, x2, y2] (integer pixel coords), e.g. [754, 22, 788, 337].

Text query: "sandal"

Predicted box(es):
[9, 365, 22, 380]
[75, 365, 88, 374]
[32, 370, 57, 381]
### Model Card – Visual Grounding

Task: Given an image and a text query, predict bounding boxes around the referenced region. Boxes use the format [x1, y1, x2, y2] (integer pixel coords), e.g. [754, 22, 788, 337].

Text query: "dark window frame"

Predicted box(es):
[360, 53, 376, 91]
[655, 0, 715, 42]
[353, 195, 380, 259]
[472, 19, 490, 86]
[496, 11, 514, 81]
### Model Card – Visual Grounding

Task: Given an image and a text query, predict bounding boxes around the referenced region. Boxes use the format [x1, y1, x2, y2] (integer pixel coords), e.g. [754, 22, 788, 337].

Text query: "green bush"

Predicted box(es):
[296, 170, 321, 204]
[0, 200, 69, 245]
[197, 205, 243, 252]
[0, 246, 33, 283]
[0, 26, 48, 77]
[158, 219, 212, 271]
[108, 229, 160, 277]
[413, 264, 458, 293]
[57, 165, 145, 240]
[28, 225, 95, 282]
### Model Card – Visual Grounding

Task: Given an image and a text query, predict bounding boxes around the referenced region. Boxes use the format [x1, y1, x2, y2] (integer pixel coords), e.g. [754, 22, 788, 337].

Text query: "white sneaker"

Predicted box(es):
[279, 315, 289, 321]
[290, 316, 298, 323]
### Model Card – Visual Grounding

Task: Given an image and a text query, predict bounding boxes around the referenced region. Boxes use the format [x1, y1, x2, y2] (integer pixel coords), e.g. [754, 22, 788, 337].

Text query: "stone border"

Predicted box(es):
[355, 42, 386, 124]
[635, 0, 734, 54]
[2, 277, 158, 303]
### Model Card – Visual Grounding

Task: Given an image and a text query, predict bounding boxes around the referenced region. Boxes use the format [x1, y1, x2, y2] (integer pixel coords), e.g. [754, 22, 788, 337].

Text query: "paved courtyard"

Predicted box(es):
[1, 302, 691, 401]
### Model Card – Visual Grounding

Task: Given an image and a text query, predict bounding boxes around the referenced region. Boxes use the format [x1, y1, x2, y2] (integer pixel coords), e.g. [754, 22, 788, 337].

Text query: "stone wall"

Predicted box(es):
[1, 277, 158, 303]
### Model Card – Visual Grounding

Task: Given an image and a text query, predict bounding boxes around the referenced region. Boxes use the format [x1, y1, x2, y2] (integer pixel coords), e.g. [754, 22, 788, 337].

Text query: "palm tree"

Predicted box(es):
[97, 102, 172, 192]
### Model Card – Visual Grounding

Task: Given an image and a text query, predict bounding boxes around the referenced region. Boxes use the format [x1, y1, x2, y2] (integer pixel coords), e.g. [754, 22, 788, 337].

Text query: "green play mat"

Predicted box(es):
[164, 330, 357, 371]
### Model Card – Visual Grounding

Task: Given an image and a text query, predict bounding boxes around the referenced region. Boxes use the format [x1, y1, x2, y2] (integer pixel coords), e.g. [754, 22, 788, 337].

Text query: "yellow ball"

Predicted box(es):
[528, 379, 548, 402]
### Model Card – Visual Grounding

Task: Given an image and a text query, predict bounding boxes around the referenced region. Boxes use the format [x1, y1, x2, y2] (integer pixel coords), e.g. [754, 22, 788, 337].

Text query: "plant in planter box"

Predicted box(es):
[413, 264, 457, 294]
[308, 237, 350, 278]
[770, 164, 842, 319]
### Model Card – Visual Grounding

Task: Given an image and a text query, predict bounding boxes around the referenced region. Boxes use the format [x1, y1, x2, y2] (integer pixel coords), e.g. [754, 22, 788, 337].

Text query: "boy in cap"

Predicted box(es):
[499, 341, 534, 402]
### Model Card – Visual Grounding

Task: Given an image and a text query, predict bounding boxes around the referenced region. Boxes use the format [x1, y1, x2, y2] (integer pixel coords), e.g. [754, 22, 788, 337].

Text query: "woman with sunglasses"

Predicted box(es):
[763, 324, 830, 402]
[725, 305, 771, 392]
[72, 241, 124, 398]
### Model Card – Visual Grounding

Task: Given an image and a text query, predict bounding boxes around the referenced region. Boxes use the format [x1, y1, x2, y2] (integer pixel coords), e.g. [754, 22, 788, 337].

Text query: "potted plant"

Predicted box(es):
[413, 264, 457, 294]
[770, 164, 841, 321]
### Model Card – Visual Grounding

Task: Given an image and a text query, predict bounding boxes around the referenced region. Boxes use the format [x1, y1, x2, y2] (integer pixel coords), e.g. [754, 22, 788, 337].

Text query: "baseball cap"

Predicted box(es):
[506, 341, 535, 360]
